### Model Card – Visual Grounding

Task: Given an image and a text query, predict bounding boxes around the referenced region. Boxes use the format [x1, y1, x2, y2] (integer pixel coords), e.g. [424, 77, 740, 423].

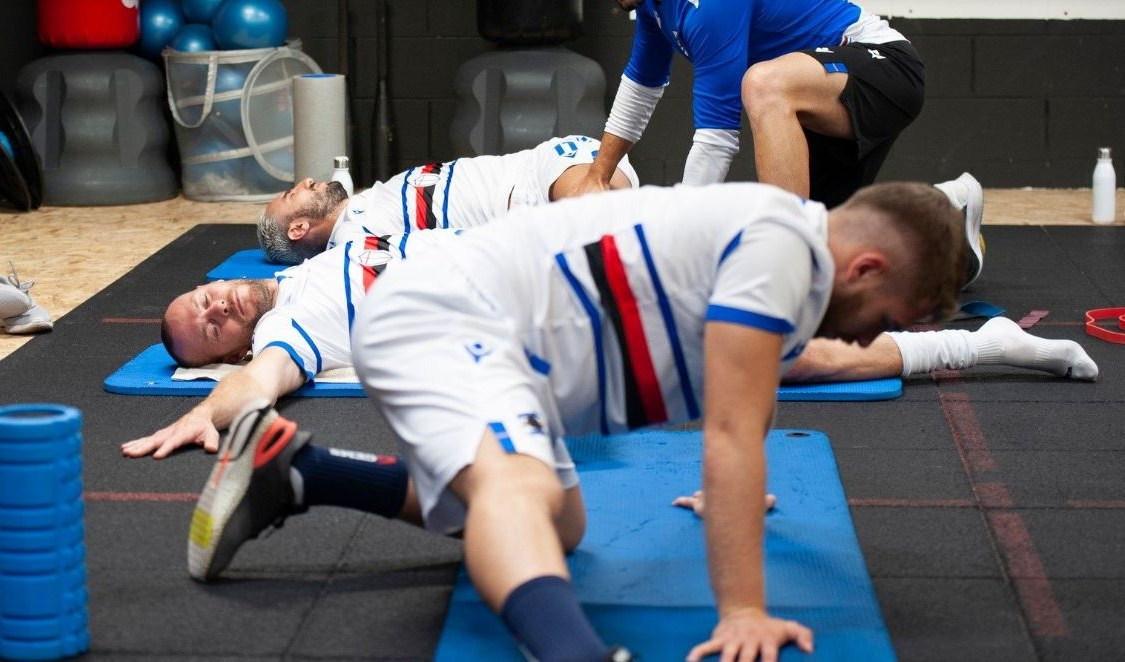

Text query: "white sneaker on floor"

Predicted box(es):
[0, 280, 31, 319]
[935, 172, 985, 288]
[1, 262, 53, 334]
[4, 303, 53, 334]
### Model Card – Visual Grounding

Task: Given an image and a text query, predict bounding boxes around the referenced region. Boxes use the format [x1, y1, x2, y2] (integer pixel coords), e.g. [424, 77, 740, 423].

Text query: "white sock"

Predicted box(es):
[890, 318, 1099, 380]
[889, 329, 976, 375]
[971, 316, 1098, 380]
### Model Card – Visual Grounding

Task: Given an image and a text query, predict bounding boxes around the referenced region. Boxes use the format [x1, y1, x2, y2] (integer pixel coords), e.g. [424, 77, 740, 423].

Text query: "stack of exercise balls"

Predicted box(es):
[138, 0, 288, 58]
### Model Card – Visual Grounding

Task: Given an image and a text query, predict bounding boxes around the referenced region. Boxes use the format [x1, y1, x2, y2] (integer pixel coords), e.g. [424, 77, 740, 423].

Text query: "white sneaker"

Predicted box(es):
[935, 173, 985, 288]
[4, 303, 52, 334]
[1, 262, 52, 334]
[0, 280, 31, 319]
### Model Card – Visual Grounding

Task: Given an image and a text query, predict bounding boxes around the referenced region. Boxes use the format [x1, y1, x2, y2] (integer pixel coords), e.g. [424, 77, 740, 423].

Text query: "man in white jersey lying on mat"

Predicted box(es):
[181, 181, 993, 660]
[256, 135, 639, 265]
[122, 186, 1096, 459]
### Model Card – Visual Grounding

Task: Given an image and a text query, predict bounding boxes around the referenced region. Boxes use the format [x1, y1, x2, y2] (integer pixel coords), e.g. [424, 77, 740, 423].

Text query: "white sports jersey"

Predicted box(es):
[374, 183, 834, 438]
[325, 135, 639, 251]
[252, 229, 455, 379]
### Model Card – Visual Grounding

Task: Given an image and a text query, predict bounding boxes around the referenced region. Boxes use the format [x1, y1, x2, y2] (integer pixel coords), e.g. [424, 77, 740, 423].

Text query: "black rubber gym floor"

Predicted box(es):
[1, 223, 1122, 661]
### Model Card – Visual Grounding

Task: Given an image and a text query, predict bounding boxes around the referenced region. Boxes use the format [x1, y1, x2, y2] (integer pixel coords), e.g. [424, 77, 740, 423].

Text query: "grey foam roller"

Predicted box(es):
[293, 74, 347, 182]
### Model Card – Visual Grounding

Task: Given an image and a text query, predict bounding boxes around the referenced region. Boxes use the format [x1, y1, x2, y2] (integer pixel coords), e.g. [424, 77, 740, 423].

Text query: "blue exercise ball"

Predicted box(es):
[182, 0, 225, 23]
[138, 0, 185, 59]
[169, 23, 218, 52]
[212, 0, 288, 50]
[211, 64, 249, 133]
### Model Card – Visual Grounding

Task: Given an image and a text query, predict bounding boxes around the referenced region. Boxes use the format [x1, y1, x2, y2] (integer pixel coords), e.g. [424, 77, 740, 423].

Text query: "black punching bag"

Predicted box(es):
[477, 0, 583, 45]
[451, 0, 604, 156]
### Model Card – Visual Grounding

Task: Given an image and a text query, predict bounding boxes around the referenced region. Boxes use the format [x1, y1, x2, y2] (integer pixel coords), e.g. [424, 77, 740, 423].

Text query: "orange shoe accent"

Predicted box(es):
[252, 418, 297, 469]
[212, 450, 232, 488]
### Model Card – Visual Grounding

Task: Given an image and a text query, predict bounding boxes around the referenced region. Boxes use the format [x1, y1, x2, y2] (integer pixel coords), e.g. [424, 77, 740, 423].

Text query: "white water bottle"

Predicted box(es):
[331, 155, 354, 196]
[1092, 147, 1116, 224]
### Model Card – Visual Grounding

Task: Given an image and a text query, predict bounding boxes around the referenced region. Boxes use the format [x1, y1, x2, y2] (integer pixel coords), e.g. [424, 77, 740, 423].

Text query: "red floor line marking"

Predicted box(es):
[848, 498, 974, 508]
[987, 511, 1069, 637]
[976, 482, 1014, 509]
[1065, 499, 1125, 509]
[939, 390, 1068, 640]
[1017, 310, 1050, 329]
[84, 491, 197, 502]
[102, 317, 161, 324]
[939, 392, 995, 472]
[932, 368, 964, 386]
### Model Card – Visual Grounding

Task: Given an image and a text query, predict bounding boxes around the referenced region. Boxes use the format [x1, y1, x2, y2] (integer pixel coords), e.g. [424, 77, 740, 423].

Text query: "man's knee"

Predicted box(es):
[741, 62, 790, 117]
[458, 451, 566, 520]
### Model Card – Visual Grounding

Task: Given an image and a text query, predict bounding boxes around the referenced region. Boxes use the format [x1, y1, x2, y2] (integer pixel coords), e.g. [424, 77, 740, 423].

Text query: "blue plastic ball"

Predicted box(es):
[212, 0, 288, 50]
[138, 0, 185, 59]
[210, 64, 249, 133]
[182, 0, 225, 23]
[169, 23, 218, 52]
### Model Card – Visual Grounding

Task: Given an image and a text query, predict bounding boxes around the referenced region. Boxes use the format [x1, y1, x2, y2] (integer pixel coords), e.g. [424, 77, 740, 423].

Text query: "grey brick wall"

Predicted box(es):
[2, 1, 1122, 189]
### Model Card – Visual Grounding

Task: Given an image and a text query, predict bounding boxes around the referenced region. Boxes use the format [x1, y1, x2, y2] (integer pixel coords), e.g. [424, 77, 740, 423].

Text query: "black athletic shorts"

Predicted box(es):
[799, 40, 925, 207]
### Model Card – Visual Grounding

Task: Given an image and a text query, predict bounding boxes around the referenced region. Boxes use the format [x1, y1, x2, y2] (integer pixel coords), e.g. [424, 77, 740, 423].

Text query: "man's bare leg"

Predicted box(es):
[784, 318, 1099, 383]
[741, 53, 853, 198]
[450, 428, 607, 657]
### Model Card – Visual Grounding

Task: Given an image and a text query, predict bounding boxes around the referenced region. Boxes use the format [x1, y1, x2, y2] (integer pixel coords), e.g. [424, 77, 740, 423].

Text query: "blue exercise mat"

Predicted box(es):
[205, 249, 279, 281]
[435, 429, 895, 661]
[102, 344, 365, 397]
[103, 344, 900, 401]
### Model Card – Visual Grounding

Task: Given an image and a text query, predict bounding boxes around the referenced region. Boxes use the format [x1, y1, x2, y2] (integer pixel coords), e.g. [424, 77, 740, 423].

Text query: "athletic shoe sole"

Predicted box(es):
[959, 172, 985, 287]
[188, 400, 303, 582]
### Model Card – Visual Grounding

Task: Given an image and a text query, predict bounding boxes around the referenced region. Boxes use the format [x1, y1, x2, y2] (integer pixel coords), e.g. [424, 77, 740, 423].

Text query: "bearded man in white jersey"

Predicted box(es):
[256, 135, 639, 265]
[176, 181, 1097, 661]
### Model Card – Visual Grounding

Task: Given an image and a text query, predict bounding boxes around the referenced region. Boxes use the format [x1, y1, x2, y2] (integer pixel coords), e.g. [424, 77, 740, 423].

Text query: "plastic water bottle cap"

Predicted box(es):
[334, 155, 349, 169]
[1098, 147, 1112, 159]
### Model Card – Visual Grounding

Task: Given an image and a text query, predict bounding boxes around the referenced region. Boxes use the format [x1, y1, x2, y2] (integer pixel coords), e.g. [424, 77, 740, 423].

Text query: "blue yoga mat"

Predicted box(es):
[205, 249, 279, 281]
[102, 344, 364, 397]
[103, 345, 901, 401]
[435, 429, 895, 661]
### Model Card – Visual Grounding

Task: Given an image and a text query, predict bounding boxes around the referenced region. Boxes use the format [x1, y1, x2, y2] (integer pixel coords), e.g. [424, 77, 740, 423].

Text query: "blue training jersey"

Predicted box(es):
[624, 0, 862, 130]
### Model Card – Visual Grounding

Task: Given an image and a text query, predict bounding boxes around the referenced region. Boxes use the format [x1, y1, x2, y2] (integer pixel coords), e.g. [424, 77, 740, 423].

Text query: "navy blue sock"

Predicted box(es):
[290, 445, 408, 518]
[500, 575, 609, 661]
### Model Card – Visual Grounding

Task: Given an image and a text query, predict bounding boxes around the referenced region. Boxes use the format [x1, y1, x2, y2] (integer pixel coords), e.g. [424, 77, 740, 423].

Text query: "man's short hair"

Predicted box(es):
[841, 182, 967, 322]
[257, 209, 316, 265]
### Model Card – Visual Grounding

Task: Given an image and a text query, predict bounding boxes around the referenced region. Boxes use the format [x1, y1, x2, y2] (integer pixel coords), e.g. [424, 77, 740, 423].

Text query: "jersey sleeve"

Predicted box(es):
[251, 310, 323, 381]
[623, 8, 674, 88]
[706, 221, 814, 335]
[681, 1, 750, 130]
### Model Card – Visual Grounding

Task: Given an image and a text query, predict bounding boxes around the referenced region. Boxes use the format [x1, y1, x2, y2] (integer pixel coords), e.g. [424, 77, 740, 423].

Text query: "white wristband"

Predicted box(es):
[604, 75, 665, 143]
[681, 128, 740, 185]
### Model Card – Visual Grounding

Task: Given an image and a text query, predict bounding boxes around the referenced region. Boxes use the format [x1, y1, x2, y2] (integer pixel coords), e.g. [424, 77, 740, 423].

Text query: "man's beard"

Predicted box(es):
[295, 180, 349, 222]
[242, 278, 276, 328]
[815, 289, 862, 341]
